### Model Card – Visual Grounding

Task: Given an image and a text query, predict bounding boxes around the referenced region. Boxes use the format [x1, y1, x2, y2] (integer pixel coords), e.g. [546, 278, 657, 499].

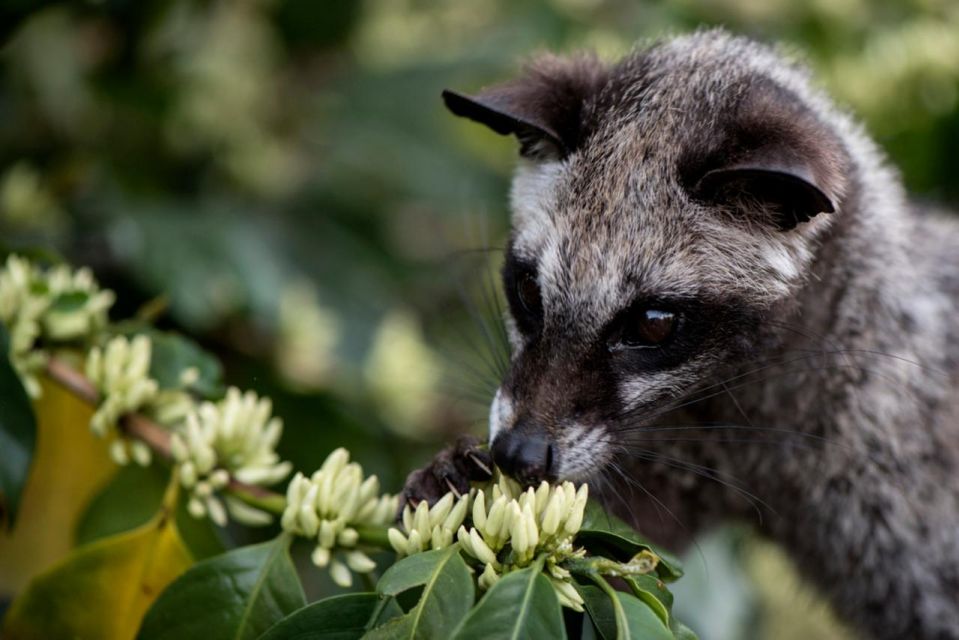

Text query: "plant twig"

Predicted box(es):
[44, 356, 285, 511]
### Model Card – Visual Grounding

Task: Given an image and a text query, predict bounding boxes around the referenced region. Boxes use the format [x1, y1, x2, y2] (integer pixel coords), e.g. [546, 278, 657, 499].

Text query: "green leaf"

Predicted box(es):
[2, 510, 192, 640]
[365, 546, 474, 639]
[669, 620, 699, 640]
[577, 500, 683, 581]
[75, 464, 169, 545]
[624, 576, 698, 640]
[624, 575, 672, 627]
[367, 596, 404, 629]
[577, 583, 674, 640]
[138, 534, 305, 640]
[0, 324, 37, 528]
[49, 290, 89, 313]
[75, 463, 225, 560]
[113, 326, 223, 398]
[259, 593, 393, 640]
[451, 564, 566, 640]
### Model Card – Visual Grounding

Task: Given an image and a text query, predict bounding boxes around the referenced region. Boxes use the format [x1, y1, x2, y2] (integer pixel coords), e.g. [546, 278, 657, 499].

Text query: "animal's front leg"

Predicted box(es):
[399, 435, 493, 511]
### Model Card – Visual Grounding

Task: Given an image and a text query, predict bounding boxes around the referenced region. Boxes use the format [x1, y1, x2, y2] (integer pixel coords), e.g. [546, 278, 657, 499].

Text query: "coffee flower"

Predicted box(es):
[457, 476, 589, 611]
[387, 491, 471, 556]
[41, 262, 115, 341]
[171, 387, 292, 526]
[0, 255, 114, 397]
[85, 335, 159, 466]
[281, 448, 397, 588]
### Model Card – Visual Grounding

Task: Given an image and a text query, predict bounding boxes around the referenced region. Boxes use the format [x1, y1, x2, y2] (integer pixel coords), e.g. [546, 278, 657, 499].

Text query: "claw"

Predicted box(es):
[444, 478, 462, 498]
[468, 452, 492, 477]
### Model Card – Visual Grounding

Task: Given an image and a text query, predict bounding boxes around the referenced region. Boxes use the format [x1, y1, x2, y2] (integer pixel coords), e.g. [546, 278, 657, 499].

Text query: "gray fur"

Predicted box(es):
[465, 30, 959, 639]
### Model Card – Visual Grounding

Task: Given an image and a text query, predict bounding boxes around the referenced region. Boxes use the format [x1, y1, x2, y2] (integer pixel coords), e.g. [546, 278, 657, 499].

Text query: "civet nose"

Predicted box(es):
[491, 428, 556, 486]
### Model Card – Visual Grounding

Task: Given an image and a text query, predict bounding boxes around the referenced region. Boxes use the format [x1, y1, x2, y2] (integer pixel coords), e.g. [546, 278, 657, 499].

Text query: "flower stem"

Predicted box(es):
[225, 479, 287, 514]
[354, 523, 392, 549]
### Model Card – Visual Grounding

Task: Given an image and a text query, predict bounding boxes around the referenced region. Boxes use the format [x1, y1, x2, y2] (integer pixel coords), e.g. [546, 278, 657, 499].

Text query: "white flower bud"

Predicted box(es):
[345, 550, 376, 573]
[312, 546, 331, 568]
[298, 503, 320, 538]
[171, 434, 189, 462]
[549, 577, 585, 612]
[523, 504, 539, 552]
[469, 528, 499, 567]
[541, 490, 564, 536]
[179, 461, 197, 488]
[131, 441, 152, 467]
[456, 525, 472, 555]
[388, 528, 409, 555]
[319, 519, 336, 549]
[209, 469, 230, 489]
[179, 366, 200, 387]
[429, 493, 454, 529]
[564, 485, 589, 535]
[485, 495, 508, 541]
[508, 503, 528, 555]
[206, 496, 227, 527]
[330, 559, 352, 588]
[412, 500, 430, 536]
[478, 563, 500, 591]
[534, 481, 550, 514]
[407, 529, 424, 554]
[472, 490, 487, 531]
[187, 497, 206, 519]
[338, 527, 359, 547]
[225, 496, 273, 526]
[443, 494, 470, 531]
[109, 440, 129, 465]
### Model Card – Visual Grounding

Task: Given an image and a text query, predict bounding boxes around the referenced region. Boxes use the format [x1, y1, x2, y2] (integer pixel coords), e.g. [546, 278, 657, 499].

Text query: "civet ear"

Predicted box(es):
[685, 78, 848, 231]
[693, 148, 836, 230]
[442, 53, 608, 160]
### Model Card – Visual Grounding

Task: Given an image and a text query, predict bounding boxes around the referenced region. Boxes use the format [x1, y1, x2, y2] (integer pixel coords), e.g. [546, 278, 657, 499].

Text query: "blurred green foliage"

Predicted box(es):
[1, 0, 957, 633]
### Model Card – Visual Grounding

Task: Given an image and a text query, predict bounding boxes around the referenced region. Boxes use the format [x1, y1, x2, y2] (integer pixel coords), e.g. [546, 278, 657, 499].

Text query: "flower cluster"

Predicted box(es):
[387, 491, 470, 555]
[281, 448, 397, 588]
[387, 473, 589, 610]
[0, 255, 114, 397]
[85, 335, 159, 466]
[171, 387, 292, 526]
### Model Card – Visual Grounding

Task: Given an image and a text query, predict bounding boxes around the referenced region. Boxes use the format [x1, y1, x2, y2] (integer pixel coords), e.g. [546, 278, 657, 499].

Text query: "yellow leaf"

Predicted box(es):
[0, 378, 116, 593]
[1, 509, 192, 640]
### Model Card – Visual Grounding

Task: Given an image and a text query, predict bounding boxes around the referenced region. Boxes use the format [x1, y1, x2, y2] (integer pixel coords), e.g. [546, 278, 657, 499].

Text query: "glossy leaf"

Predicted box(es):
[75, 463, 225, 560]
[578, 583, 674, 640]
[112, 325, 224, 399]
[138, 534, 305, 640]
[670, 620, 699, 640]
[259, 593, 399, 640]
[1, 510, 192, 640]
[365, 546, 474, 639]
[451, 564, 566, 640]
[0, 325, 37, 528]
[49, 290, 89, 312]
[624, 575, 672, 627]
[75, 463, 169, 545]
[0, 379, 115, 593]
[578, 500, 683, 581]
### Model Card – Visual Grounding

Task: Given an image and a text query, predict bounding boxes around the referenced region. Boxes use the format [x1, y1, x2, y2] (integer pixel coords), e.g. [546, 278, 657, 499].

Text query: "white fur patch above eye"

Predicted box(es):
[509, 160, 564, 253]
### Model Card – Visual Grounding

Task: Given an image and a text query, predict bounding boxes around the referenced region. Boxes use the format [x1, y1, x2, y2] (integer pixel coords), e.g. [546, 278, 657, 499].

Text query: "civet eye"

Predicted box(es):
[517, 272, 542, 316]
[613, 308, 678, 349]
